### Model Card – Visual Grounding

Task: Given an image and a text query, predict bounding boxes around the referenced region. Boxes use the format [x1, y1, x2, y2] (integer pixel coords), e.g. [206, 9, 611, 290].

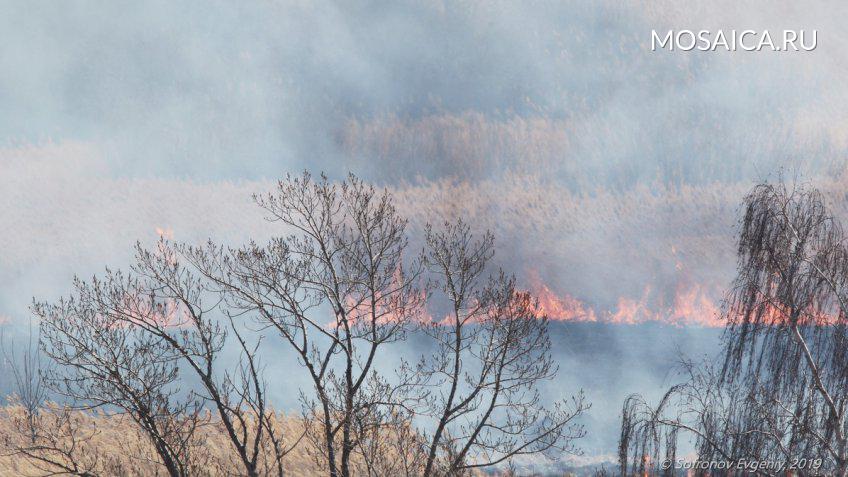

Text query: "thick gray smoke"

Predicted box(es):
[3, 0, 847, 182]
[3, 0, 848, 469]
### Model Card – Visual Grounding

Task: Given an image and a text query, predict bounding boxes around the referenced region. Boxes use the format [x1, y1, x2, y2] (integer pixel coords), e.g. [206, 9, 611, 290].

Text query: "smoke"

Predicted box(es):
[4, 0, 848, 466]
[4, 1, 848, 183]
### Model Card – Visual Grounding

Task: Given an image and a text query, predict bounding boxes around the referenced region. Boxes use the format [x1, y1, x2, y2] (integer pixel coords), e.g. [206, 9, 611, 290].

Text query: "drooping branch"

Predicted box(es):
[620, 181, 848, 476]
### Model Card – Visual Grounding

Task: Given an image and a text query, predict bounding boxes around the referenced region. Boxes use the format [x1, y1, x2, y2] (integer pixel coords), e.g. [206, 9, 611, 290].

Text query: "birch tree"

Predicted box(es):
[620, 182, 848, 476]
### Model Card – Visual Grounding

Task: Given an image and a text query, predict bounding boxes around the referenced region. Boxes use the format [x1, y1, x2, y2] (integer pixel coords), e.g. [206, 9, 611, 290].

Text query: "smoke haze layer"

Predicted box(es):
[3, 0, 848, 467]
[3, 1, 848, 183]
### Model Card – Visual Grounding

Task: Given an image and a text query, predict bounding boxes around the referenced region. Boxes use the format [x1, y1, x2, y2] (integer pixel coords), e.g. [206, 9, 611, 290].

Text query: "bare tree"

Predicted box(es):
[348, 388, 427, 477]
[183, 172, 424, 477]
[34, 274, 207, 477]
[416, 220, 589, 475]
[620, 181, 848, 476]
[19, 172, 591, 476]
[0, 324, 107, 476]
[129, 240, 289, 477]
[3, 402, 104, 477]
[2, 322, 50, 445]
[30, 238, 289, 477]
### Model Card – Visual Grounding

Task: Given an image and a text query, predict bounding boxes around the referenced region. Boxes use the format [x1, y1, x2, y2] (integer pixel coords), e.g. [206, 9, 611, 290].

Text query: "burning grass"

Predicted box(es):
[9, 139, 848, 329]
[391, 173, 848, 327]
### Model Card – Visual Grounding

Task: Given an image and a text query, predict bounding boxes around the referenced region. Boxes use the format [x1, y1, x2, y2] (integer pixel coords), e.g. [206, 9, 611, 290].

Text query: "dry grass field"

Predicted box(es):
[0, 404, 324, 477]
[0, 404, 499, 477]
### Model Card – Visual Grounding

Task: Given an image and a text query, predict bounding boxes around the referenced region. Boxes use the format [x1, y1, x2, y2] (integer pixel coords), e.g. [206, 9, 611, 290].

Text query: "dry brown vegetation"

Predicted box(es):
[390, 172, 848, 318]
[0, 403, 316, 477]
[8, 137, 848, 323]
[0, 402, 440, 476]
[342, 113, 572, 181]
[342, 111, 848, 189]
[0, 396, 489, 477]
[394, 174, 745, 312]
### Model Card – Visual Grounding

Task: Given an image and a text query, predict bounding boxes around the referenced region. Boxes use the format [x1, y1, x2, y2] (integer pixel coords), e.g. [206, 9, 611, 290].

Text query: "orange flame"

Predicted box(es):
[323, 267, 729, 328]
[530, 273, 597, 322]
[668, 283, 722, 327]
[527, 271, 724, 327]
